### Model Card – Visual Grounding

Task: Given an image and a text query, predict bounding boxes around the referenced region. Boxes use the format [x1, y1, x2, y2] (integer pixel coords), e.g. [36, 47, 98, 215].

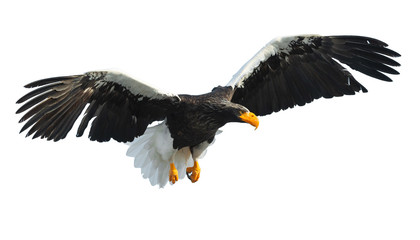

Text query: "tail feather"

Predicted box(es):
[126, 121, 192, 188]
[126, 121, 218, 188]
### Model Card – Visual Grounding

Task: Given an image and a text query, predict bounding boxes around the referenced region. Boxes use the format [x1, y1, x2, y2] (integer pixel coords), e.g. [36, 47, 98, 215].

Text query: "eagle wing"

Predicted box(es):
[228, 35, 401, 116]
[16, 71, 180, 142]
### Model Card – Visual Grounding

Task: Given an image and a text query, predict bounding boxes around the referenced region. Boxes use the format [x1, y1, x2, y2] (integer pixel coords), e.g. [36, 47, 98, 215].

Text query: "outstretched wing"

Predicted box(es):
[16, 71, 180, 142]
[228, 35, 401, 116]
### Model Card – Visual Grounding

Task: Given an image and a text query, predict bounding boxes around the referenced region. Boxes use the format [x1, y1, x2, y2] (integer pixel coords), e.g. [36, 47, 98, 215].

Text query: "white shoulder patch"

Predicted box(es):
[101, 71, 179, 101]
[227, 35, 319, 88]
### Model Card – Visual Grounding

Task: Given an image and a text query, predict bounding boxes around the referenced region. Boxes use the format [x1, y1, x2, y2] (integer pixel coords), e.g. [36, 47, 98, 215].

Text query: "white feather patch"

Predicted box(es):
[227, 35, 319, 88]
[126, 121, 193, 188]
[102, 71, 179, 101]
[126, 124, 222, 187]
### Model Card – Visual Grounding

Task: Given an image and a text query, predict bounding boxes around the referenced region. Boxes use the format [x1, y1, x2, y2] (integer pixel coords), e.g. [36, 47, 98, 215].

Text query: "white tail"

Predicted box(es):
[126, 122, 193, 188]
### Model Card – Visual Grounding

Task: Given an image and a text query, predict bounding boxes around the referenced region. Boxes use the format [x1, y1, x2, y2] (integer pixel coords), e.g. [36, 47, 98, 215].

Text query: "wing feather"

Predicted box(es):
[17, 71, 180, 142]
[229, 35, 400, 116]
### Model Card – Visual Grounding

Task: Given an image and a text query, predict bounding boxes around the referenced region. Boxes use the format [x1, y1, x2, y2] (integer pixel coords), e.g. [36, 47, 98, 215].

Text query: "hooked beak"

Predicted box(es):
[239, 112, 259, 130]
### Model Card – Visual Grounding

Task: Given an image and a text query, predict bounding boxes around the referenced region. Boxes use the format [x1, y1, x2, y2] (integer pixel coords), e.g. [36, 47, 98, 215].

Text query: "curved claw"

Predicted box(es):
[186, 161, 200, 183]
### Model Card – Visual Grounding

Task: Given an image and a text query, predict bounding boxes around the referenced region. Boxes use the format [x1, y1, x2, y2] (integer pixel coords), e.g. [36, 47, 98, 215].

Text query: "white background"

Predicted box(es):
[1, 0, 418, 239]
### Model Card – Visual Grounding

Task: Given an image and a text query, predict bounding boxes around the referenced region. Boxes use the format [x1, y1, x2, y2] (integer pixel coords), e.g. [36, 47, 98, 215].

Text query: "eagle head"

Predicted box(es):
[217, 102, 259, 130]
[227, 103, 259, 129]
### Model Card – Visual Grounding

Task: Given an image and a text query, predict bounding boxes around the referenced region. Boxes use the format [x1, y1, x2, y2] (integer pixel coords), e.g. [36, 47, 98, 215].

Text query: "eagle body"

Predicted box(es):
[16, 35, 400, 187]
[169, 86, 243, 149]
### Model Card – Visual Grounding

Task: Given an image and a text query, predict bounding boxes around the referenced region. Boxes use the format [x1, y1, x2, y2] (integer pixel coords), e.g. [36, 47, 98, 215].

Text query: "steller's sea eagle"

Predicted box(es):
[16, 35, 400, 187]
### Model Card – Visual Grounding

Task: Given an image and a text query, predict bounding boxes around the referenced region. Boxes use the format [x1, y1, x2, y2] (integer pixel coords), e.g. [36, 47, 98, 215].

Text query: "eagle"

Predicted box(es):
[16, 35, 400, 187]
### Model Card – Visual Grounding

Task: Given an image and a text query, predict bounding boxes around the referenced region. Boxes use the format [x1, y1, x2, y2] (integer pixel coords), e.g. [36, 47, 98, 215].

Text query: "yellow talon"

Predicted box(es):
[186, 161, 201, 183]
[169, 163, 179, 184]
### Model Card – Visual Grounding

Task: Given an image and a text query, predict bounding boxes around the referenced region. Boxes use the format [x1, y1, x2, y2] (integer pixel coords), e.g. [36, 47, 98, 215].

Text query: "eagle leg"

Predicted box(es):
[186, 161, 200, 183]
[169, 162, 179, 184]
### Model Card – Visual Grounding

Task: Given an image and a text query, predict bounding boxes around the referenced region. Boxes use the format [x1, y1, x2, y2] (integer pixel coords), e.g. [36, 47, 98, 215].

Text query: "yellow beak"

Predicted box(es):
[239, 112, 259, 130]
